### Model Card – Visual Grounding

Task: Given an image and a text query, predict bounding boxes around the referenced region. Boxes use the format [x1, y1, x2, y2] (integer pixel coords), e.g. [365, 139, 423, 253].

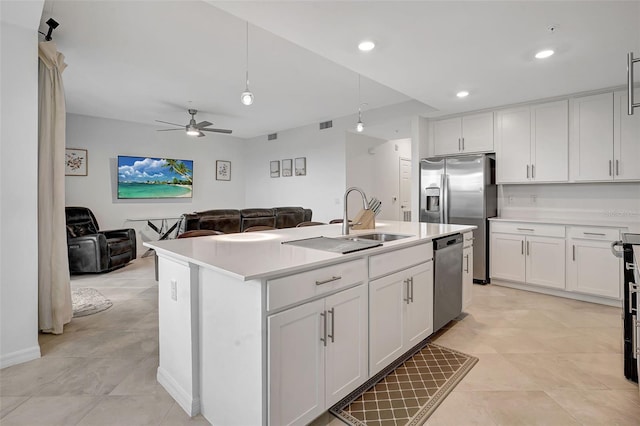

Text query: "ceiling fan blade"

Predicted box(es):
[156, 128, 183, 132]
[200, 128, 233, 134]
[196, 121, 213, 128]
[155, 120, 184, 127]
[197, 132, 205, 137]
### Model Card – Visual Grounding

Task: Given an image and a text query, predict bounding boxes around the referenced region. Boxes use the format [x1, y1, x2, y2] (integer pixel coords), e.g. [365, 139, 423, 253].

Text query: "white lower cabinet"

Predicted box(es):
[268, 284, 367, 426]
[566, 227, 621, 299]
[369, 261, 433, 376]
[490, 222, 566, 290]
[462, 233, 474, 309]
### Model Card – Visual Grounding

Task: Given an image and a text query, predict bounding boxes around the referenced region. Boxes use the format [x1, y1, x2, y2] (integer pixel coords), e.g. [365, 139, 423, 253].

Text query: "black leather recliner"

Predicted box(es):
[65, 207, 137, 274]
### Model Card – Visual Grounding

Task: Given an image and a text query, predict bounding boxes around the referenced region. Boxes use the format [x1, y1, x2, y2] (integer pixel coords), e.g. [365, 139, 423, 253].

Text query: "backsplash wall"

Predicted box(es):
[498, 182, 640, 229]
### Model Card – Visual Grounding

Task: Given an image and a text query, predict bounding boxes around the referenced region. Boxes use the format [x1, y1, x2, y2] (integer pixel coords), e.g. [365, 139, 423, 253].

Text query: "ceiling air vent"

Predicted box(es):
[319, 120, 333, 130]
[267, 133, 278, 141]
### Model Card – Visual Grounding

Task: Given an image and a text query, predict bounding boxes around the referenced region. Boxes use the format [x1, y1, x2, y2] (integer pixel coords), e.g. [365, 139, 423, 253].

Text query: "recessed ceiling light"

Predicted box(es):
[535, 49, 554, 59]
[358, 40, 375, 52]
[456, 91, 469, 98]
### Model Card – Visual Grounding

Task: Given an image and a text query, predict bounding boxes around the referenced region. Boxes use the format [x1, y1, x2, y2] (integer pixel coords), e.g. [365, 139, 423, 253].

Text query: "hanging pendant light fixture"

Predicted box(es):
[241, 22, 254, 106]
[356, 74, 364, 132]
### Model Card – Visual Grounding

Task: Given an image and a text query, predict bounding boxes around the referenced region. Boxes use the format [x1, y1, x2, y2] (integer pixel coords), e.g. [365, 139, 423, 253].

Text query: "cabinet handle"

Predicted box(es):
[521, 240, 524, 255]
[526, 241, 530, 256]
[635, 318, 640, 357]
[609, 160, 612, 176]
[403, 279, 411, 304]
[531, 164, 535, 179]
[464, 254, 469, 272]
[315, 276, 341, 286]
[630, 283, 638, 315]
[462, 137, 465, 151]
[517, 228, 534, 232]
[320, 311, 327, 346]
[526, 164, 530, 179]
[327, 308, 335, 343]
[409, 277, 414, 303]
[616, 160, 619, 176]
[583, 232, 606, 236]
[572, 244, 575, 261]
[458, 138, 461, 151]
[633, 314, 638, 358]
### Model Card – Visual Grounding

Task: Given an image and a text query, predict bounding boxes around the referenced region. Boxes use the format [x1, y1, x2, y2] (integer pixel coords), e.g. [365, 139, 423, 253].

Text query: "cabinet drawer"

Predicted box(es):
[369, 243, 432, 279]
[491, 221, 565, 238]
[267, 259, 366, 311]
[567, 226, 620, 241]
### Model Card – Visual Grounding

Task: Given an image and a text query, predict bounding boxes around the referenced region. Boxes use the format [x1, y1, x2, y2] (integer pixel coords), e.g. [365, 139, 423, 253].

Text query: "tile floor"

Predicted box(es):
[1, 256, 639, 425]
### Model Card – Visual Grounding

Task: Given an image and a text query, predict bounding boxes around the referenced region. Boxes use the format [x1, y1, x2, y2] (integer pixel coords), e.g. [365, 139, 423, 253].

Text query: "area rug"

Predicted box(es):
[330, 342, 478, 426]
[71, 288, 113, 317]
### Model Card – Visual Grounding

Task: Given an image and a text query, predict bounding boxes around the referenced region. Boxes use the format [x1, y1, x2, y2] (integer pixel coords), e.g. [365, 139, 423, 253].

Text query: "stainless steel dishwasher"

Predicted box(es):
[433, 233, 463, 332]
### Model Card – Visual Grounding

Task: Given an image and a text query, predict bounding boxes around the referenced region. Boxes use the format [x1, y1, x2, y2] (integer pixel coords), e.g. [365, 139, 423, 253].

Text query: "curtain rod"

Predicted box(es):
[38, 18, 59, 41]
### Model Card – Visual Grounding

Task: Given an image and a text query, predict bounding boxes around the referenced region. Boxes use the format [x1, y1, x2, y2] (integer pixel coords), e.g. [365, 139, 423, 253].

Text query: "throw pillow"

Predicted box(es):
[69, 221, 98, 237]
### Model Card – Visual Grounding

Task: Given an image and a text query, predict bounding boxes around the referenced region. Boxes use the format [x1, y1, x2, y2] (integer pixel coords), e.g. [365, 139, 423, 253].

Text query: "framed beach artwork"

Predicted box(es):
[270, 160, 280, 178]
[117, 156, 193, 199]
[216, 160, 231, 181]
[65, 148, 88, 176]
[295, 157, 307, 176]
[282, 159, 292, 177]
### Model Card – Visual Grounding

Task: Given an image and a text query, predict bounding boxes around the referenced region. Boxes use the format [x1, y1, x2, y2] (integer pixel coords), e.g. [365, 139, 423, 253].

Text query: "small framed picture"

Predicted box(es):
[295, 157, 307, 176]
[282, 159, 293, 177]
[270, 160, 280, 178]
[216, 160, 231, 181]
[65, 148, 88, 176]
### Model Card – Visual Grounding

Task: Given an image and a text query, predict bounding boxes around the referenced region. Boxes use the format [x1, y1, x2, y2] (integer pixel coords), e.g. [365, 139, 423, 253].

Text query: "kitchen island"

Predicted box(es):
[145, 220, 475, 426]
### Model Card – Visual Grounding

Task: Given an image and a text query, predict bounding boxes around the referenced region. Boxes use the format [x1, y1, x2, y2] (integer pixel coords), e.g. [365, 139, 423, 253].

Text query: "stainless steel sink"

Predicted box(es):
[345, 233, 411, 242]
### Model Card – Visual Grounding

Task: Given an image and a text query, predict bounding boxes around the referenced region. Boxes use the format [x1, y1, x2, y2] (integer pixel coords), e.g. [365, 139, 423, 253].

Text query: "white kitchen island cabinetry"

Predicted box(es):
[268, 283, 368, 425]
[566, 227, 621, 299]
[433, 112, 494, 156]
[147, 221, 474, 426]
[369, 260, 433, 376]
[490, 222, 565, 290]
[495, 100, 568, 183]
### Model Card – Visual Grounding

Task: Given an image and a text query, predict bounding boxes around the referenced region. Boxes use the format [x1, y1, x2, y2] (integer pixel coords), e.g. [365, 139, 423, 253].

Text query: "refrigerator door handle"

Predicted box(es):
[442, 173, 449, 224]
[439, 173, 446, 223]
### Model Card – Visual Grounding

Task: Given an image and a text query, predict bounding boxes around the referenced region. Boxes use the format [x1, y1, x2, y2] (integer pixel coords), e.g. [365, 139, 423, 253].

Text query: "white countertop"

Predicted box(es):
[489, 217, 632, 229]
[144, 220, 474, 281]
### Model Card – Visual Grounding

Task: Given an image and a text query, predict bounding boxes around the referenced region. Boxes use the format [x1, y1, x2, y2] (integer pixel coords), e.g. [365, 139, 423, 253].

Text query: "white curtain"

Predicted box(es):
[38, 41, 71, 334]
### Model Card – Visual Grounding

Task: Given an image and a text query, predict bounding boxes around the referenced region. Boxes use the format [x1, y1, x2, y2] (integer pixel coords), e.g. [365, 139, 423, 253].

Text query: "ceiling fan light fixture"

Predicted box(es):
[456, 90, 470, 98]
[186, 125, 200, 136]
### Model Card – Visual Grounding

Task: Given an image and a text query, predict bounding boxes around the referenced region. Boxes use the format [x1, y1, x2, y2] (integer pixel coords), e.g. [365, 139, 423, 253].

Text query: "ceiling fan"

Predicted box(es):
[156, 109, 232, 137]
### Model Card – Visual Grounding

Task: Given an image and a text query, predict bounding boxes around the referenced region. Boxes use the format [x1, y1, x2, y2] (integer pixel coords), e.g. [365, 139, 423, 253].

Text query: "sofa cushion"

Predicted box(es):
[199, 215, 241, 234]
[67, 221, 98, 238]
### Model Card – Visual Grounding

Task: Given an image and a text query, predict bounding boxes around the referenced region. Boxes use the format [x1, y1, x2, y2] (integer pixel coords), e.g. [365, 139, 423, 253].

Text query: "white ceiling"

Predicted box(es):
[40, 1, 640, 140]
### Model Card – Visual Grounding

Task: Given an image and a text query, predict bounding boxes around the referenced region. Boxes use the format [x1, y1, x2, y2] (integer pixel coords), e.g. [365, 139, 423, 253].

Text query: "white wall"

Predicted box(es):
[65, 114, 247, 253]
[499, 183, 640, 231]
[0, 0, 44, 368]
[346, 134, 412, 220]
[243, 117, 350, 223]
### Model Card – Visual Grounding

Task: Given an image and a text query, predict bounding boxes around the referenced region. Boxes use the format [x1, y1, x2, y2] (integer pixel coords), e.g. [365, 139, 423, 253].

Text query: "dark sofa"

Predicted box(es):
[181, 207, 312, 234]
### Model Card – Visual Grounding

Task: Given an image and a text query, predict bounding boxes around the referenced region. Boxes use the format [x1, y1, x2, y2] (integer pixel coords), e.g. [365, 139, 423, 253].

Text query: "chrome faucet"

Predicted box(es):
[342, 186, 369, 235]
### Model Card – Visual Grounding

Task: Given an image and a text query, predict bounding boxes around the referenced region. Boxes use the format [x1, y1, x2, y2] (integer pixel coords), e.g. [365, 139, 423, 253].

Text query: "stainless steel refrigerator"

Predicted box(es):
[419, 154, 496, 283]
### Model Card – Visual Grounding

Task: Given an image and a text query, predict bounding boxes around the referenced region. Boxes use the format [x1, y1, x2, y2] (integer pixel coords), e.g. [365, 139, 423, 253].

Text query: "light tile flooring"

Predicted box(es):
[1, 256, 639, 425]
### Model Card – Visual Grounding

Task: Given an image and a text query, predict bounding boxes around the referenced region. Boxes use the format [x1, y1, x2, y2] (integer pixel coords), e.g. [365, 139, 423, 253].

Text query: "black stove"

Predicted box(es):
[613, 233, 639, 383]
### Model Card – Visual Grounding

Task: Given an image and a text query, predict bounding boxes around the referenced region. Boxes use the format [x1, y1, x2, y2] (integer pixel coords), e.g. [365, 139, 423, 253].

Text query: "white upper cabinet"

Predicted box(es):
[531, 100, 569, 182]
[614, 89, 640, 181]
[496, 100, 568, 183]
[495, 106, 531, 183]
[570, 93, 614, 181]
[433, 112, 494, 156]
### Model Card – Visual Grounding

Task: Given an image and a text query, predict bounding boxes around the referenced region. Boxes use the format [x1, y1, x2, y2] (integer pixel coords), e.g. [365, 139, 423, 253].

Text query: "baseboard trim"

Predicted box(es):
[491, 279, 622, 307]
[157, 366, 200, 416]
[0, 345, 41, 369]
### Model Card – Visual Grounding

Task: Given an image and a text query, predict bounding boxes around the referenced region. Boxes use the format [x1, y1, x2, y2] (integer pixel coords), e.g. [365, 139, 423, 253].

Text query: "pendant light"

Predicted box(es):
[356, 74, 364, 132]
[241, 22, 254, 106]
